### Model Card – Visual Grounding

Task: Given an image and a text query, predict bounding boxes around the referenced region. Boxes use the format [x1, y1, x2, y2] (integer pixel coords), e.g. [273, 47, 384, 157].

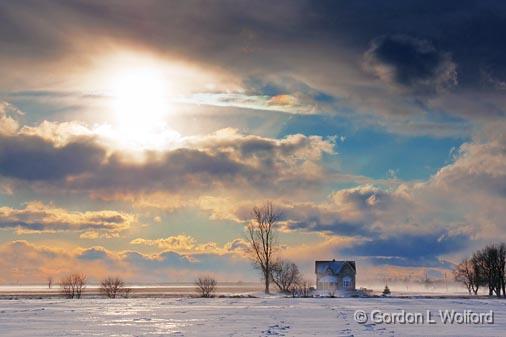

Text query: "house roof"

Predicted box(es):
[315, 260, 356, 275]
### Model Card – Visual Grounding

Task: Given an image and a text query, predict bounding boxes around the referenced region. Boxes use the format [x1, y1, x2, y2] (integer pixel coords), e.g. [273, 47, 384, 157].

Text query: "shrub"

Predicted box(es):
[100, 277, 131, 298]
[194, 276, 217, 298]
[59, 273, 87, 299]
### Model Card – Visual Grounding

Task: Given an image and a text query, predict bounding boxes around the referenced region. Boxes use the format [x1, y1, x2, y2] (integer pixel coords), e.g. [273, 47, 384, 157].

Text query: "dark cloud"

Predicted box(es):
[0, 202, 133, 233]
[363, 35, 457, 94]
[1, 1, 506, 276]
[282, 208, 369, 237]
[0, 130, 333, 196]
[2, 0, 506, 128]
[366, 256, 454, 269]
[230, 200, 372, 236]
[272, 186, 407, 236]
[224, 184, 414, 238]
[121, 250, 254, 277]
[0, 134, 104, 181]
[341, 232, 469, 265]
[77, 247, 111, 261]
[121, 251, 192, 269]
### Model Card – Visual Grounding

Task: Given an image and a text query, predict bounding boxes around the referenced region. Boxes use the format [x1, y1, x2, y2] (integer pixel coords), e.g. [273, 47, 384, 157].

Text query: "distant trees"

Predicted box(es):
[194, 276, 217, 298]
[246, 202, 280, 294]
[454, 243, 506, 297]
[100, 277, 131, 298]
[271, 260, 302, 294]
[59, 273, 87, 299]
[473, 244, 506, 297]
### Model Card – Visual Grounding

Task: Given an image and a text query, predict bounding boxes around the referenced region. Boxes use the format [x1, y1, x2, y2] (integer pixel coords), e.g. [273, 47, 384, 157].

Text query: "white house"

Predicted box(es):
[315, 260, 356, 295]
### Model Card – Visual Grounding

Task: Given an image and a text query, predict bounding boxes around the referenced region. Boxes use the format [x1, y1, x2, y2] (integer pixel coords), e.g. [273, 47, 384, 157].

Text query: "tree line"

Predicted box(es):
[454, 243, 506, 297]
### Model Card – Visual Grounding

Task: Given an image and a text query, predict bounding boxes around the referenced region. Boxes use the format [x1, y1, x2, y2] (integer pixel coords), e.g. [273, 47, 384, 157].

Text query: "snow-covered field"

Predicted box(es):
[1, 297, 505, 337]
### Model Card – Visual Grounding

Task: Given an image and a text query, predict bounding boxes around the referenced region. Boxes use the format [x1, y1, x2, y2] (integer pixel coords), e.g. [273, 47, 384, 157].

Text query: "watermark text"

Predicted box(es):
[353, 309, 494, 325]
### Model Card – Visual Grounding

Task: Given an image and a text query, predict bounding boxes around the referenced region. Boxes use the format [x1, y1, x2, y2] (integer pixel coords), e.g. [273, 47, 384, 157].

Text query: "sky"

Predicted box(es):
[0, 0, 505, 284]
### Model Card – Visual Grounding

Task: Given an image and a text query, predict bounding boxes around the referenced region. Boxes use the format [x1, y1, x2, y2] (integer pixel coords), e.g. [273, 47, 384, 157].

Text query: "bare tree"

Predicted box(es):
[246, 202, 280, 294]
[59, 273, 87, 299]
[73, 273, 86, 299]
[194, 276, 217, 298]
[47, 276, 53, 289]
[458, 242, 506, 298]
[271, 261, 302, 293]
[454, 258, 483, 295]
[59, 275, 74, 299]
[100, 277, 129, 299]
[498, 243, 506, 297]
[473, 245, 505, 297]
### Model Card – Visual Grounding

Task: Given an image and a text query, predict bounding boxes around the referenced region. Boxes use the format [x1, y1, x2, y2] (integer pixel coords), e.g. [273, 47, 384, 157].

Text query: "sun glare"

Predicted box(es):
[89, 53, 201, 152]
[109, 66, 170, 136]
[92, 51, 229, 151]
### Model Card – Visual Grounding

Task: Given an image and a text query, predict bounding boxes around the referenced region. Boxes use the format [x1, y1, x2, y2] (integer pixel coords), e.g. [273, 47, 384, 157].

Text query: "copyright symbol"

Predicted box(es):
[354, 310, 368, 324]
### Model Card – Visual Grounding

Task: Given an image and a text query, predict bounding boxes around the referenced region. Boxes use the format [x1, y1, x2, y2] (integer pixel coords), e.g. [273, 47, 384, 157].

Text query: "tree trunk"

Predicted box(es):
[264, 274, 270, 294]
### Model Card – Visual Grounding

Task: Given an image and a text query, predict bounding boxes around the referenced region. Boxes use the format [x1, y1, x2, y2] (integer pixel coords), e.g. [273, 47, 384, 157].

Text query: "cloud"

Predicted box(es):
[120, 250, 193, 271]
[363, 35, 457, 95]
[1, 123, 504, 274]
[278, 203, 370, 237]
[0, 101, 20, 135]
[3, 0, 506, 135]
[121, 250, 256, 281]
[79, 231, 101, 239]
[110, 123, 506, 270]
[191, 126, 506, 268]
[1, 1, 506, 277]
[0, 241, 103, 283]
[178, 92, 318, 115]
[0, 201, 134, 234]
[201, 185, 410, 237]
[0, 239, 256, 283]
[286, 125, 505, 237]
[77, 247, 113, 262]
[130, 234, 249, 256]
[430, 130, 506, 198]
[0, 134, 105, 181]
[341, 231, 469, 265]
[280, 185, 409, 236]
[0, 124, 336, 198]
[366, 256, 454, 269]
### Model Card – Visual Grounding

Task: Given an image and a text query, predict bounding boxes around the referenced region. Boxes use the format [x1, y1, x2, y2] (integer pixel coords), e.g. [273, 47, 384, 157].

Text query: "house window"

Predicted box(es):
[343, 276, 352, 288]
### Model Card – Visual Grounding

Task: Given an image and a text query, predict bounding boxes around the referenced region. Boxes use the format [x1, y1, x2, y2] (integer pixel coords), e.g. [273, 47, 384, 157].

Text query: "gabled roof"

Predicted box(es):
[315, 260, 356, 275]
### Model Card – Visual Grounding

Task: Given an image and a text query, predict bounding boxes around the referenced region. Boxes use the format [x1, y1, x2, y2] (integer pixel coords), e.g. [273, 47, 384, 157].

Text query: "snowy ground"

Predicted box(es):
[1, 297, 505, 337]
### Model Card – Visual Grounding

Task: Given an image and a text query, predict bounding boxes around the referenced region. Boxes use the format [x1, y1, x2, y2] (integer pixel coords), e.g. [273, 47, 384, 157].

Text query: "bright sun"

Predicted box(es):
[108, 66, 170, 139]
